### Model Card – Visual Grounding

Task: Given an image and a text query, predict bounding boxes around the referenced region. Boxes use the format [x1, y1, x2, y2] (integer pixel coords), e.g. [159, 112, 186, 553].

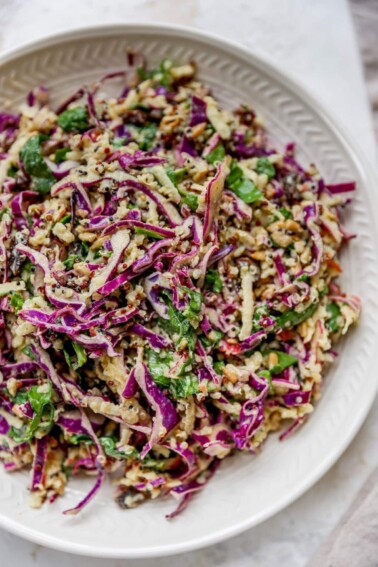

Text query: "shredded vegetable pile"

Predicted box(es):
[0, 55, 360, 517]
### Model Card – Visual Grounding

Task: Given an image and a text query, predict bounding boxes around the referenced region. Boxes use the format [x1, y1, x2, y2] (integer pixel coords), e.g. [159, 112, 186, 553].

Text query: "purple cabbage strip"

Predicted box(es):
[125, 363, 179, 459]
[128, 323, 172, 349]
[189, 96, 207, 127]
[30, 435, 49, 491]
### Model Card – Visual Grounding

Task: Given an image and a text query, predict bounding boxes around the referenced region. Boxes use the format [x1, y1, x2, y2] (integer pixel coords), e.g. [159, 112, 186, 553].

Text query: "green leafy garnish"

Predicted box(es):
[63, 255, 78, 270]
[160, 297, 197, 353]
[112, 136, 127, 148]
[326, 302, 341, 333]
[10, 292, 24, 313]
[0, 207, 10, 221]
[68, 434, 92, 445]
[276, 303, 318, 329]
[80, 241, 90, 258]
[22, 344, 37, 361]
[147, 349, 199, 399]
[19, 135, 55, 194]
[135, 227, 165, 240]
[269, 352, 298, 375]
[252, 304, 272, 330]
[58, 106, 89, 132]
[200, 330, 224, 348]
[7, 165, 18, 178]
[297, 273, 309, 282]
[213, 360, 225, 374]
[180, 286, 202, 322]
[63, 341, 87, 370]
[21, 259, 35, 295]
[256, 157, 275, 179]
[226, 162, 263, 204]
[60, 214, 72, 225]
[167, 168, 187, 186]
[259, 369, 274, 394]
[279, 207, 293, 220]
[181, 192, 198, 212]
[204, 269, 222, 293]
[54, 147, 70, 163]
[136, 123, 157, 151]
[205, 145, 225, 165]
[9, 382, 54, 442]
[100, 437, 138, 460]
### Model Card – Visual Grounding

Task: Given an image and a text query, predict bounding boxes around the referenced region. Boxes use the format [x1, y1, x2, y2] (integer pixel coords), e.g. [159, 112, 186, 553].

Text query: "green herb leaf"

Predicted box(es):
[58, 106, 89, 132]
[64, 341, 87, 370]
[100, 436, 138, 460]
[112, 136, 127, 148]
[276, 303, 318, 330]
[0, 207, 10, 221]
[63, 255, 78, 270]
[136, 123, 157, 151]
[269, 351, 298, 375]
[10, 292, 24, 313]
[226, 162, 263, 204]
[256, 157, 275, 179]
[9, 382, 54, 442]
[60, 214, 72, 225]
[204, 269, 222, 293]
[182, 192, 198, 212]
[159, 299, 197, 353]
[167, 168, 187, 186]
[135, 227, 165, 240]
[326, 302, 341, 333]
[54, 147, 70, 163]
[259, 369, 274, 394]
[205, 145, 225, 165]
[19, 135, 55, 194]
[22, 345, 37, 361]
[7, 165, 18, 178]
[68, 433, 92, 445]
[279, 207, 293, 220]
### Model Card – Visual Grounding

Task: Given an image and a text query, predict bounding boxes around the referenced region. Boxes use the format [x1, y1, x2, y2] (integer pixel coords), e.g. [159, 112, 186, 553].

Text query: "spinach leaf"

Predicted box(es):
[54, 147, 70, 163]
[276, 303, 318, 329]
[180, 286, 202, 322]
[226, 161, 262, 204]
[167, 168, 187, 186]
[204, 268, 222, 293]
[160, 301, 197, 353]
[205, 145, 225, 165]
[259, 370, 274, 394]
[326, 302, 341, 333]
[19, 135, 55, 194]
[22, 344, 37, 361]
[10, 292, 24, 313]
[63, 341, 87, 370]
[58, 106, 88, 132]
[100, 437, 138, 459]
[68, 434, 93, 445]
[269, 351, 298, 375]
[280, 207, 293, 220]
[137, 123, 157, 151]
[135, 227, 165, 240]
[63, 255, 78, 270]
[256, 157, 275, 179]
[9, 382, 54, 442]
[147, 349, 199, 399]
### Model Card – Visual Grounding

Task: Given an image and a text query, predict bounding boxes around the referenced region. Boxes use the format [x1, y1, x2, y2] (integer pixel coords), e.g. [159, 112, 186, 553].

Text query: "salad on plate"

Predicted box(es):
[0, 55, 360, 517]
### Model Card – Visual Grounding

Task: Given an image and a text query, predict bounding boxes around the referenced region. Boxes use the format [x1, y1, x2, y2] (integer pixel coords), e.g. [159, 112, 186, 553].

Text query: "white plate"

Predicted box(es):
[0, 23, 378, 559]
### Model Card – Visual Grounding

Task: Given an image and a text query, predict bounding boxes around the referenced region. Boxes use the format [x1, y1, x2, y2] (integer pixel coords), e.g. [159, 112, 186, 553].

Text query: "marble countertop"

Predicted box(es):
[0, 1, 377, 565]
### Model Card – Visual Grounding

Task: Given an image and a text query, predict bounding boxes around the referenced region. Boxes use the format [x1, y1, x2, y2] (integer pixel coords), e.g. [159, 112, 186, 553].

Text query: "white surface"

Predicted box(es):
[0, 1, 377, 566]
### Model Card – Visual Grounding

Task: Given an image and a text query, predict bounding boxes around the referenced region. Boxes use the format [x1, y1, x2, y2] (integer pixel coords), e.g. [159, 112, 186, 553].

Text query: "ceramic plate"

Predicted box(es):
[0, 23, 377, 558]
